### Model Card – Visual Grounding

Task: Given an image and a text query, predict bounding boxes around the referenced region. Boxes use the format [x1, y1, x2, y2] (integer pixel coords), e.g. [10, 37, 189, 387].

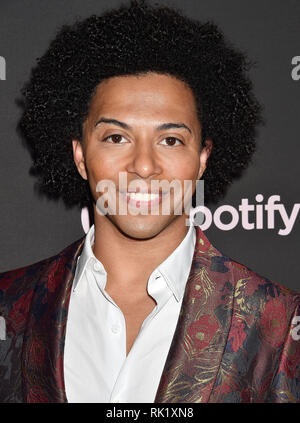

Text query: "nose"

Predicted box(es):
[125, 140, 162, 179]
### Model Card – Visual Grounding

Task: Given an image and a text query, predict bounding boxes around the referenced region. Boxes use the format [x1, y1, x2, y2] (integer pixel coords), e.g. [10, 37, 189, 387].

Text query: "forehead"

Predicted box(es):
[87, 72, 199, 124]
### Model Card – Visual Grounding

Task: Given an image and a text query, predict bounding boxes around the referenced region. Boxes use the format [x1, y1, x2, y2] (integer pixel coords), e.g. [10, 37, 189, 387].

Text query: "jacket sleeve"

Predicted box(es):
[266, 300, 300, 403]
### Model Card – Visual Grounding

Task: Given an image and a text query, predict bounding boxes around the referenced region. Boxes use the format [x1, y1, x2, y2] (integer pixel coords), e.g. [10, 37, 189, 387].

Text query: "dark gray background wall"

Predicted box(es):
[0, 0, 299, 291]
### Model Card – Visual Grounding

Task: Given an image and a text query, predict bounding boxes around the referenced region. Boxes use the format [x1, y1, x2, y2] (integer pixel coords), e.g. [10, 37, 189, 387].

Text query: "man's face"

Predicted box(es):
[73, 72, 212, 239]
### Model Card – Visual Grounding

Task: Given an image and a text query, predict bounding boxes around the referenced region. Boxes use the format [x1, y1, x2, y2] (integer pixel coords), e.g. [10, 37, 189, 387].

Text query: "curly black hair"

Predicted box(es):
[19, 0, 262, 208]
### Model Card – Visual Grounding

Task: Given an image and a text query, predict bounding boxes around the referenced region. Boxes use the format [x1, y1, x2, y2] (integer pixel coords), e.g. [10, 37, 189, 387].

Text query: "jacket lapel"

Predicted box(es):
[155, 226, 234, 403]
[22, 238, 84, 403]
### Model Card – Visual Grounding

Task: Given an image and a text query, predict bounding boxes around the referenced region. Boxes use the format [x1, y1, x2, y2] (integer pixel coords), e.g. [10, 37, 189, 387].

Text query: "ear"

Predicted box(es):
[197, 139, 213, 179]
[72, 139, 88, 180]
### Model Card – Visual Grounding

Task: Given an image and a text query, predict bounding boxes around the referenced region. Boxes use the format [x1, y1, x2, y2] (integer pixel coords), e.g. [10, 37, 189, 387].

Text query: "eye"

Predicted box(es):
[160, 137, 184, 147]
[103, 134, 128, 144]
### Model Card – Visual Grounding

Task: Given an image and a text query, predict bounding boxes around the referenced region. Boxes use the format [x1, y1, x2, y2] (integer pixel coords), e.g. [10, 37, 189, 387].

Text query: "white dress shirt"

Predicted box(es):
[64, 222, 196, 403]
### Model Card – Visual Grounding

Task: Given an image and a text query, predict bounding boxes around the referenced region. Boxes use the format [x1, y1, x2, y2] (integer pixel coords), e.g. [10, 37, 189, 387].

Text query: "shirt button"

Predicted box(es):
[93, 262, 102, 272]
[111, 324, 120, 334]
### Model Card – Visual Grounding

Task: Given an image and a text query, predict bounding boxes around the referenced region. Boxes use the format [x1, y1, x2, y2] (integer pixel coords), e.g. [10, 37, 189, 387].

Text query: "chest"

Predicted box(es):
[105, 286, 157, 355]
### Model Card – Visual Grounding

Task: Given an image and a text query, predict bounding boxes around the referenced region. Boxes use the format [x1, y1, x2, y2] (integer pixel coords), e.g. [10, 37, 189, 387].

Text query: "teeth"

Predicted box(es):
[126, 192, 160, 201]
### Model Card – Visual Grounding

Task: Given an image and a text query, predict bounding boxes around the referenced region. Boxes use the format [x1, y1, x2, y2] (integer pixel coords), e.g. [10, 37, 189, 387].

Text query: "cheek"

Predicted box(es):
[85, 150, 117, 182]
[170, 156, 200, 181]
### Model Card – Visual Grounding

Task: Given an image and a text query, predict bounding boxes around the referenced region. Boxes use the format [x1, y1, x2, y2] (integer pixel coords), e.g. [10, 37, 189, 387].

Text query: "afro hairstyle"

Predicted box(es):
[19, 0, 263, 208]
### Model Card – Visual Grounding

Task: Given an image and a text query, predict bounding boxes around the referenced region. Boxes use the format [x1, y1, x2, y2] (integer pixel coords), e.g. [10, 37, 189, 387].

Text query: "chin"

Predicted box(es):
[109, 214, 173, 240]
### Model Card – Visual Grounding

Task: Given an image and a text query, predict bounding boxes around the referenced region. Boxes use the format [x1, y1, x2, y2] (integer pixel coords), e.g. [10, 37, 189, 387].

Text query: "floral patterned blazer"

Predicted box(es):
[0, 226, 299, 403]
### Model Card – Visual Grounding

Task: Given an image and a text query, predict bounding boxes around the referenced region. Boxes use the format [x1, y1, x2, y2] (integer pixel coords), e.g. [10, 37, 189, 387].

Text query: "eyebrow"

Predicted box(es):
[94, 117, 192, 134]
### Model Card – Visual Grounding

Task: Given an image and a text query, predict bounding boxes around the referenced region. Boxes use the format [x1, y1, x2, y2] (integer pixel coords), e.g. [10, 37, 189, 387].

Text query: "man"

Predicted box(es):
[0, 0, 299, 403]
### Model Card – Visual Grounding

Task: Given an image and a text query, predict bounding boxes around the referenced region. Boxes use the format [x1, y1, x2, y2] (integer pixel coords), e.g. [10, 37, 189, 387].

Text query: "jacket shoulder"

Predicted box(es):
[214, 252, 300, 345]
[226, 255, 300, 303]
[201, 229, 300, 301]
[194, 226, 300, 310]
[0, 237, 84, 310]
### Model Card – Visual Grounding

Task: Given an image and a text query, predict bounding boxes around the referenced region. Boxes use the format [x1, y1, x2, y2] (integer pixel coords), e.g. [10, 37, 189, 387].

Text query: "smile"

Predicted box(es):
[119, 191, 167, 206]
